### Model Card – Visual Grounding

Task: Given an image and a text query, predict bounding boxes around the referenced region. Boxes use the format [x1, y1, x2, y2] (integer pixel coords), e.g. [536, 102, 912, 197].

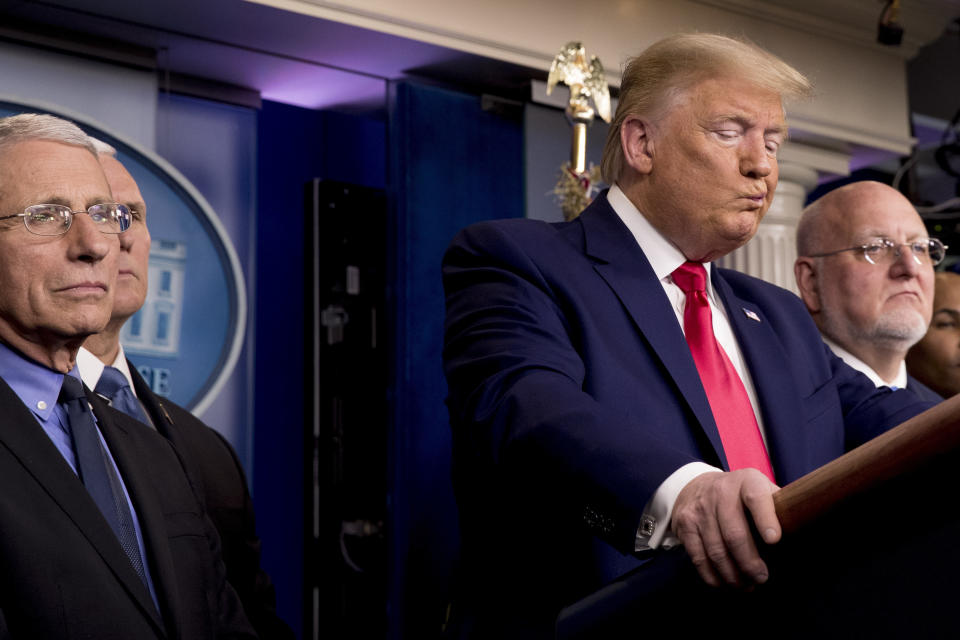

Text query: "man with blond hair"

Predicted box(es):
[442, 33, 933, 636]
[795, 180, 942, 401]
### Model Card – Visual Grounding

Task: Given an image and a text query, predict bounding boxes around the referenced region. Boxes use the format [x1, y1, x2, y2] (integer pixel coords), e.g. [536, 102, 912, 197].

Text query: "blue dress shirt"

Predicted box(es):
[0, 342, 159, 610]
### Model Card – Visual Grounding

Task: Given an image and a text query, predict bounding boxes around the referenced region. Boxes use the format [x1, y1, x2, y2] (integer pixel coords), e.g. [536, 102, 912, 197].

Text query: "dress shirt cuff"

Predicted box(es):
[635, 462, 721, 551]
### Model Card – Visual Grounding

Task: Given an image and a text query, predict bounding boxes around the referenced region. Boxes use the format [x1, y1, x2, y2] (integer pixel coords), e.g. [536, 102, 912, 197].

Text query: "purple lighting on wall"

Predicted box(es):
[258, 67, 386, 111]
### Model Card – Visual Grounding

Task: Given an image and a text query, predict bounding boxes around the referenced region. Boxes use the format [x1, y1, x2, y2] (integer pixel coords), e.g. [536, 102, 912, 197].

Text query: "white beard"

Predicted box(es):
[821, 306, 928, 353]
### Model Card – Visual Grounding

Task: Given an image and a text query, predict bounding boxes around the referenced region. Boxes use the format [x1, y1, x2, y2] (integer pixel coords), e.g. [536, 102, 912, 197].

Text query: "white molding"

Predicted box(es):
[779, 141, 851, 177]
[789, 114, 916, 156]
[689, 0, 957, 58]
[250, 0, 959, 71]
[245, 0, 562, 73]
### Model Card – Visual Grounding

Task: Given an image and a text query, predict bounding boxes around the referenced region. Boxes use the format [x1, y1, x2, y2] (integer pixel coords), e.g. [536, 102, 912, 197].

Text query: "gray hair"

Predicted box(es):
[88, 136, 117, 157]
[601, 32, 813, 184]
[0, 113, 97, 156]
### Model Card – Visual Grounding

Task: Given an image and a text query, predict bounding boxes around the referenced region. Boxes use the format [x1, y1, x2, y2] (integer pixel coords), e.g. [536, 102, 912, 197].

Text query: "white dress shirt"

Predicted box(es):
[605, 184, 769, 550]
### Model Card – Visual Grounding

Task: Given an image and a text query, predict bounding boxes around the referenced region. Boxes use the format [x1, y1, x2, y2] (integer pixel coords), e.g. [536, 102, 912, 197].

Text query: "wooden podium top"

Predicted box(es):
[774, 392, 960, 535]
[557, 392, 960, 639]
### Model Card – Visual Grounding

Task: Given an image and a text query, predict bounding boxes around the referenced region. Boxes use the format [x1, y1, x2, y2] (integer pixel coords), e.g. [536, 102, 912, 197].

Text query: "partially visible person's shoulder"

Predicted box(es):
[906, 375, 944, 403]
[716, 266, 800, 305]
[453, 216, 579, 246]
[446, 216, 585, 266]
[155, 396, 242, 469]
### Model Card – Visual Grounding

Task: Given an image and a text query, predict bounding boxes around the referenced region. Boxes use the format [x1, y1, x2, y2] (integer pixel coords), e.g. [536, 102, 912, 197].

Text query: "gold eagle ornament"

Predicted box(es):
[546, 41, 611, 124]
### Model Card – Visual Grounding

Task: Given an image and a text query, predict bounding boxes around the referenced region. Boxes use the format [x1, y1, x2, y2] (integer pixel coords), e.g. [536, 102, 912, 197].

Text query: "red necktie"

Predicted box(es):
[672, 261, 775, 481]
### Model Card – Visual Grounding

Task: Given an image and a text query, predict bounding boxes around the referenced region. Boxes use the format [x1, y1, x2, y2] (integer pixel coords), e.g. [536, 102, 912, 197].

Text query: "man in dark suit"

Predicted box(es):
[76, 141, 293, 639]
[442, 33, 936, 637]
[795, 180, 943, 401]
[0, 112, 255, 638]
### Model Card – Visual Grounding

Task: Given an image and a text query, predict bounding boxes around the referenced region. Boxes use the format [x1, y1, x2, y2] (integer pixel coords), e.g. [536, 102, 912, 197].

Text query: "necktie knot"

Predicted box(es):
[672, 261, 707, 294]
[95, 366, 153, 428]
[96, 366, 131, 398]
[59, 374, 87, 405]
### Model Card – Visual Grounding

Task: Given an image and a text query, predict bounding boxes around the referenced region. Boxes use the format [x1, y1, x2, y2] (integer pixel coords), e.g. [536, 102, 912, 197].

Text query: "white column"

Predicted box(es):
[718, 162, 819, 293]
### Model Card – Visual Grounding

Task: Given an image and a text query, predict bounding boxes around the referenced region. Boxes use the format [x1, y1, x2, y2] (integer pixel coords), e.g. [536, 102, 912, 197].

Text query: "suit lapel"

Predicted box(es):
[711, 271, 808, 483]
[91, 392, 182, 637]
[580, 195, 728, 466]
[128, 363, 174, 435]
[0, 378, 166, 634]
[127, 363, 208, 502]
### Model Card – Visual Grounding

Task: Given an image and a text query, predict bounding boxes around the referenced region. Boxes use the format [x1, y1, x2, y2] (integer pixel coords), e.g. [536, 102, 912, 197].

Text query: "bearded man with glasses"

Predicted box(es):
[795, 179, 943, 400]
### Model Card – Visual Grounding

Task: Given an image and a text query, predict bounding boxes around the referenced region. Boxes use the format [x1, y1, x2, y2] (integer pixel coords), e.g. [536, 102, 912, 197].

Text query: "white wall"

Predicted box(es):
[0, 40, 157, 148]
[256, 0, 916, 158]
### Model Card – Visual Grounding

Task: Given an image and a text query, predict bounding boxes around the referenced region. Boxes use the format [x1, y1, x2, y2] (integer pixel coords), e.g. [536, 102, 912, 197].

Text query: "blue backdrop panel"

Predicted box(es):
[321, 110, 387, 190]
[153, 94, 256, 460]
[387, 81, 523, 637]
[256, 100, 386, 639]
[256, 100, 323, 639]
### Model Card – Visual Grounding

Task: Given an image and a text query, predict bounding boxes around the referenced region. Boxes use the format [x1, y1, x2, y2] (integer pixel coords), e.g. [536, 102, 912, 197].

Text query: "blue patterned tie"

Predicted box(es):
[59, 375, 149, 586]
[96, 366, 152, 427]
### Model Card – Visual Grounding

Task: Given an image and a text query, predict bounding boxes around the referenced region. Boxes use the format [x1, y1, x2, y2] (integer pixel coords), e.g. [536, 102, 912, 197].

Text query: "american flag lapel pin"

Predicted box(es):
[743, 308, 761, 322]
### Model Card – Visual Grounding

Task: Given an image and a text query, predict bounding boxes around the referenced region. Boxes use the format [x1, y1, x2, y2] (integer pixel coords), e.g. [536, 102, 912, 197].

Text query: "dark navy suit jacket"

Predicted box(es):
[0, 377, 255, 639]
[128, 363, 293, 640]
[907, 374, 943, 402]
[441, 191, 934, 637]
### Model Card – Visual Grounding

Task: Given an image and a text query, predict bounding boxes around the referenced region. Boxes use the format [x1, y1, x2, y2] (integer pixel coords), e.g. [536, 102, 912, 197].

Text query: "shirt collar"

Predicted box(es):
[76, 346, 105, 391]
[77, 344, 136, 397]
[607, 183, 716, 289]
[0, 341, 74, 421]
[822, 336, 908, 388]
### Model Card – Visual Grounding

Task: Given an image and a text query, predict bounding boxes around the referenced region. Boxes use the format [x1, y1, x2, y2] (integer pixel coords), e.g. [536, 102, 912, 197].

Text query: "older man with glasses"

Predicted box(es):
[795, 179, 943, 400]
[0, 113, 255, 638]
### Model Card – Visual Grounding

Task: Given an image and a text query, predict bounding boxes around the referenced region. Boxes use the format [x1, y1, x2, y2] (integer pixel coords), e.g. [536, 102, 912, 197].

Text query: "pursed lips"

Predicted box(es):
[739, 193, 767, 209]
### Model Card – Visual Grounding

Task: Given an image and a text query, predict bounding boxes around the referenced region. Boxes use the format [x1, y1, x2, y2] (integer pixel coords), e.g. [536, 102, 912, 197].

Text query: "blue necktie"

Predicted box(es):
[59, 375, 149, 586]
[96, 366, 152, 428]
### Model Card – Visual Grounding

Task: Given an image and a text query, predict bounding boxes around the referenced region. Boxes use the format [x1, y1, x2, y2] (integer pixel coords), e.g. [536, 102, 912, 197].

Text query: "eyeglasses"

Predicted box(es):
[0, 203, 132, 236]
[808, 237, 948, 266]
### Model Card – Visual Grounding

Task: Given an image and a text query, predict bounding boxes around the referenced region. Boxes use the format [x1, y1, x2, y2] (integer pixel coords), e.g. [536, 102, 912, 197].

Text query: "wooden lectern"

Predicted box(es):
[557, 394, 960, 638]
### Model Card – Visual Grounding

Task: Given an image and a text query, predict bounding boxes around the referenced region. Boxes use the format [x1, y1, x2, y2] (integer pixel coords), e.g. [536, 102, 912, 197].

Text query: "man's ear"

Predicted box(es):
[794, 258, 821, 313]
[620, 116, 655, 175]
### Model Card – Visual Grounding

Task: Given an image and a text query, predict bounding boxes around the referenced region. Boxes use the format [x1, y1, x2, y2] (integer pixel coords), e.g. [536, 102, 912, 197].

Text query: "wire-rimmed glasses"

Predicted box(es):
[0, 203, 132, 236]
[807, 237, 948, 266]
